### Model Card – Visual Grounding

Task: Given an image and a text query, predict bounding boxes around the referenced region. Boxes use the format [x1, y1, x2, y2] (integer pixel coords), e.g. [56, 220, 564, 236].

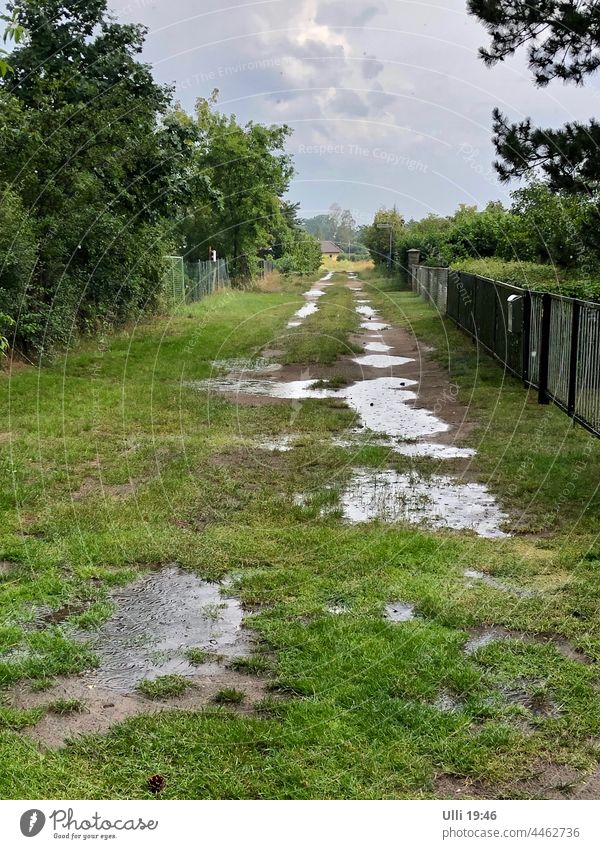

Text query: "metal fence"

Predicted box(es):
[259, 258, 275, 278]
[411, 262, 600, 437]
[162, 256, 230, 306]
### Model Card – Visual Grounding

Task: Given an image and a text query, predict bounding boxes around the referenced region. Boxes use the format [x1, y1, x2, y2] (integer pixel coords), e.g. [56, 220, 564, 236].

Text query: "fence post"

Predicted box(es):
[537, 293, 552, 405]
[407, 249, 420, 291]
[567, 300, 581, 416]
[522, 290, 531, 386]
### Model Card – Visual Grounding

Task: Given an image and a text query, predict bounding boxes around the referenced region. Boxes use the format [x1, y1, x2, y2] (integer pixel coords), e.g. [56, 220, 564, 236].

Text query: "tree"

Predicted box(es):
[179, 94, 293, 278]
[468, 0, 600, 192]
[363, 207, 404, 268]
[1, 0, 200, 354]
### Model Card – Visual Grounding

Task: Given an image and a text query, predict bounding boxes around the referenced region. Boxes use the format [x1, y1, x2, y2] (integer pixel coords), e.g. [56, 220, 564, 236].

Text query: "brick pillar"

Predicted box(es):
[407, 249, 420, 291]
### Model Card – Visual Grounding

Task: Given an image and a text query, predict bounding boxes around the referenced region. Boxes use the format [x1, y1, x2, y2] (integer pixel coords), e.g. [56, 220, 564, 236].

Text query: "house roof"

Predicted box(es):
[319, 240, 342, 253]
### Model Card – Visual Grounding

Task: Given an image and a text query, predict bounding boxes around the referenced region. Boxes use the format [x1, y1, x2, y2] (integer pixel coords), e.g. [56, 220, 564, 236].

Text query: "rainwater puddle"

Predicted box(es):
[337, 468, 509, 537]
[356, 305, 377, 318]
[394, 442, 475, 460]
[385, 601, 416, 622]
[288, 301, 319, 326]
[256, 435, 298, 452]
[435, 689, 462, 713]
[78, 567, 248, 692]
[464, 626, 513, 655]
[365, 341, 393, 353]
[352, 354, 414, 369]
[211, 358, 281, 374]
[306, 289, 326, 299]
[361, 321, 390, 331]
[341, 377, 446, 438]
[464, 569, 534, 598]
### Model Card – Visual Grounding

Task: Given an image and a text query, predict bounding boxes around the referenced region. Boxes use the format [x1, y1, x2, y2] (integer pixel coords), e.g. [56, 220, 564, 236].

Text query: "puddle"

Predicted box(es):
[464, 626, 513, 655]
[365, 341, 393, 353]
[256, 435, 297, 452]
[361, 321, 390, 331]
[328, 604, 349, 615]
[77, 566, 248, 692]
[385, 601, 416, 622]
[464, 626, 592, 664]
[336, 468, 509, 537]
[464, 569, 534, 598]
[394, 442, 475, 460]
[502, 683, 560, 718]
[341, 377, 447, 438]
[211, 358, 281, 374]
[356, 305, 377, 318]
[352, 354, 415, 369]
[435, 689, 462, 713]
[288, 301, 319, 326]
[306, 289, 326, 299]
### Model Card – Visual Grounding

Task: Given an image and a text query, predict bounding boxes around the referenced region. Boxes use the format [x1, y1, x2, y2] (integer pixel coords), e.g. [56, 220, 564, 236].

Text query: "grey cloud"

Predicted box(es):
[329, 89, 370, 117]
[316, 2, 382, 27]
[361, 55, 384, 80]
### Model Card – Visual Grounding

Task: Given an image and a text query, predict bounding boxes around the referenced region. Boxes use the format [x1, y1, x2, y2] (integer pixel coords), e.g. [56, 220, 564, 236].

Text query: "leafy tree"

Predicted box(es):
[0, 0, 200, 354]
[362, 207, 404, 268]
[179, 95, 293, 278]
[468, 0, 600, 192]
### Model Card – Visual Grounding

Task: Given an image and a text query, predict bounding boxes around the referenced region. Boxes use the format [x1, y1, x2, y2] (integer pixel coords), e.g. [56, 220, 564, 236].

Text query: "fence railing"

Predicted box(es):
[163, 256, 230, 306]
[410, 260, 600, 437]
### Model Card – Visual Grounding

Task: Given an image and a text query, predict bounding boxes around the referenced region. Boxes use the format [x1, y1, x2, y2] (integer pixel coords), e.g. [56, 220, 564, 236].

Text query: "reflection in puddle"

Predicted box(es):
[256, 435, 297, 452]
[394, 442, 475, 459]
[385, 601, 416, 622]
[361, 321, 390, 331]
[356, 305, 377, 318]
[338, 468, 509, 537]
[352, 354, 415, 369]
[341, 378, 446, 438]
[464, 569, 534, 597]
[435, 689, 462, 713]
[78, 567, 248, 692]
[463, 626, 512, 655]
[365, 341, 393, 353]
[211, 358, 281, 374]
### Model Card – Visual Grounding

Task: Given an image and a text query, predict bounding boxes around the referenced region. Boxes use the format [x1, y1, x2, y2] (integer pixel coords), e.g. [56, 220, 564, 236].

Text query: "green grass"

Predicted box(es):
[136, 676, 193, 701]
[185, 648, 211, 666]
[47, 698, 86, 715]
[213, 688, 246, 705]
[452, 257, 600, 302]
[0, 274, 598, 799]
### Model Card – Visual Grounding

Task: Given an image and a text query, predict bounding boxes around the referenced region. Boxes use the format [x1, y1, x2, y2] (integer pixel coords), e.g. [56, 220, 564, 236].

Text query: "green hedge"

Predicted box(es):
[451, 258, 600, 302]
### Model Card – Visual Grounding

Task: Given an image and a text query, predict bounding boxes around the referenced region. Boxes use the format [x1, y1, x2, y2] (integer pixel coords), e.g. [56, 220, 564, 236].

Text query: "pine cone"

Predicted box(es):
[147, 773, 166, 795]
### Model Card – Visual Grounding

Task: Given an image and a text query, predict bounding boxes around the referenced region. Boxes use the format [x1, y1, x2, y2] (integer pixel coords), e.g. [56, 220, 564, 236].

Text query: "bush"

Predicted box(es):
[452, 257, 600, 301]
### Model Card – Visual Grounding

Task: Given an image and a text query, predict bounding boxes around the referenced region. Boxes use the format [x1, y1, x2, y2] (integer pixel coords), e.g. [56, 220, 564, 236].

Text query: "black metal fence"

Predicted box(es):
[412, 263, 600, 437]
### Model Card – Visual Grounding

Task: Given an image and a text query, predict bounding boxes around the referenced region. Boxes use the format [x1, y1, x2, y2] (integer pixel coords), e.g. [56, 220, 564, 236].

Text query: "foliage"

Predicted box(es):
[361, 207, 404, 268]
[178, 92, 293, 280]
[452, 257, 600, 302]
[468, 0, 600, 191]
[367, 187, 600, 289]
[0, 0, 202, 356]
[275, 228, 322, 275]
[303, 204, 359, 248]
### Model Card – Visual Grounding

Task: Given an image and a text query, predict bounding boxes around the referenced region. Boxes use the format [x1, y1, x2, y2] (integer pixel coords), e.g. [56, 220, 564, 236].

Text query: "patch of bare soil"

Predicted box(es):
[434, 760, 592, 800]
[70, 475, 150, 500]
[10, 670, 269, 748]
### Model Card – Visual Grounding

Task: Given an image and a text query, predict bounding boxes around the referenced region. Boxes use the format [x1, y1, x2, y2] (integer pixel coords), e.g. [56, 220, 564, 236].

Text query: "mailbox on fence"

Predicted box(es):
[507, 294, 523, 333]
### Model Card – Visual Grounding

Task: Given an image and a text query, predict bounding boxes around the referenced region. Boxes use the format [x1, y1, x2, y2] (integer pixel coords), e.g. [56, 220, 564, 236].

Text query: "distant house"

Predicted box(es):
[320, 240, 342, 258]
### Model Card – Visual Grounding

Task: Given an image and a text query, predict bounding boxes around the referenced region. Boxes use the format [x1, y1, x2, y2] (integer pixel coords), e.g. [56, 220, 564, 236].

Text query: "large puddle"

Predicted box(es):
[79, 567, 248, 692]
[336, 468, 509, 537]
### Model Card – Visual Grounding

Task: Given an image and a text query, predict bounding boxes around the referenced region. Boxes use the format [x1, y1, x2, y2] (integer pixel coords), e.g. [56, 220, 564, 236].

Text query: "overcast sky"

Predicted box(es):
[114, 0, 600, 224]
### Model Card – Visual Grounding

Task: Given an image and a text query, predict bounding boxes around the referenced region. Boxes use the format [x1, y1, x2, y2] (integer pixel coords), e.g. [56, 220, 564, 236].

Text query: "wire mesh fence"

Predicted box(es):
[162, 256, 230, 307]
[411, 262, 600, 437]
